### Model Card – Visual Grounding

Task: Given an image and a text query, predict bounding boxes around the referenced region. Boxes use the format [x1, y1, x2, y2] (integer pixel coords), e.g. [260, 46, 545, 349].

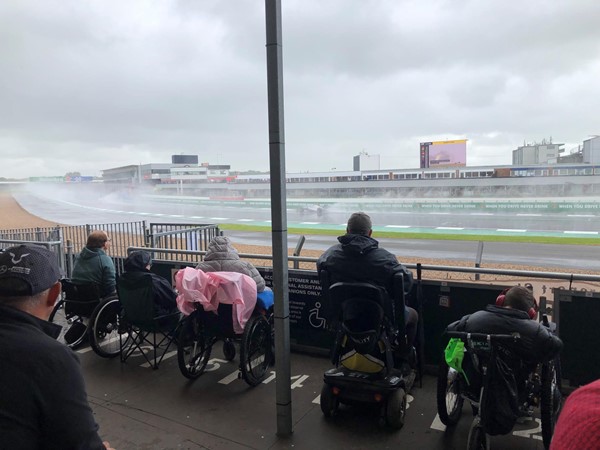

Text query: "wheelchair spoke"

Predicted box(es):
[177, 314, 212, 379]
[240, 314, 271, 386]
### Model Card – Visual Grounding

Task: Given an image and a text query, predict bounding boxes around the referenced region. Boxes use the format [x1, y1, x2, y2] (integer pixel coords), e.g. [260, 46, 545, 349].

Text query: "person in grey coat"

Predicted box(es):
[196, 236, 266, 292]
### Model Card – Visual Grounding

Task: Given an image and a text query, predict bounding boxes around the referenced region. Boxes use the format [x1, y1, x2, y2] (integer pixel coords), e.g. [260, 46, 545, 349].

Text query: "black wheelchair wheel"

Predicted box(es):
[386, 388, 407, 430]
[49, 299, 63, 323]
[223, 339, 236, 361]
[177, 313, 212, 380]
[240, 314, 271, 387]
[437, 356, 464, 426]
[320, 383, 339, 417]
[541, 359, 562, 450]
[467, 417, 490, 450]
[89, 298, 123, 358]
[49, 300, 70, 346]
[49, 299, 87, 348]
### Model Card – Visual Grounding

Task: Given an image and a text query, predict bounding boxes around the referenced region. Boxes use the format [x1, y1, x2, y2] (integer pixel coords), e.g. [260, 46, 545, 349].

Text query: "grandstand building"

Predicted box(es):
[101, 141, 600, 200]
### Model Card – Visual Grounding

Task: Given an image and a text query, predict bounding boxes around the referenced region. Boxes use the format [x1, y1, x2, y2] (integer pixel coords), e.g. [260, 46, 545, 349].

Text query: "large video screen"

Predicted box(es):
[172, 154, 199, 165]
[419, 139, 467, 168]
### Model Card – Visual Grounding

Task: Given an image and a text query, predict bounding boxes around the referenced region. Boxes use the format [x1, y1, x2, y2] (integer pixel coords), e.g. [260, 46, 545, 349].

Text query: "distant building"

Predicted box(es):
[102, 155, 230, 185]
[102, 163, 176, 184]
[582, 136, 600, 164]
[512, 140, 564, 165]
[353, 152, 380, 171]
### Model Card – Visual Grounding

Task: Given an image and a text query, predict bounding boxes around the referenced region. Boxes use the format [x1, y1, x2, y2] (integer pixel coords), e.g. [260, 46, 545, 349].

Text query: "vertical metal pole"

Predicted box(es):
[475, 241, 484, 281]
[265, 0, 292, 436]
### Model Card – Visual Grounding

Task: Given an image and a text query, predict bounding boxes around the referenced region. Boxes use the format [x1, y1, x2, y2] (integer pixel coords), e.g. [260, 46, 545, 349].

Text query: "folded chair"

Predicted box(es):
[116, 273, 181, 369]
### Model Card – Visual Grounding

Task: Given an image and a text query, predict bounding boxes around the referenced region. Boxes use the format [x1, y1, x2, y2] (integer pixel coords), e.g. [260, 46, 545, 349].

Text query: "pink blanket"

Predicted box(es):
[175, 267, 257, 334]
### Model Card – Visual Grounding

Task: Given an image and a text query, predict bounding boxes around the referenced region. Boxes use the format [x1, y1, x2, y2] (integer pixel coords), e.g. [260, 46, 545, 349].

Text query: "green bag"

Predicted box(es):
[444, 338, 469, 385]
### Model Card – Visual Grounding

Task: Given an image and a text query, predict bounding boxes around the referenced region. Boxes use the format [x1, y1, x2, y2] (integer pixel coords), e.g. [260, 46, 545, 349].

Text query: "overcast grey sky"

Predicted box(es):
[1, 0, 599, 179]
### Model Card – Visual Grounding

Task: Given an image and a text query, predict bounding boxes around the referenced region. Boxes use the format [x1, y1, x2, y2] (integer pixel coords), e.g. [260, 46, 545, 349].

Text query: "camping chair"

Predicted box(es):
[116, 273, 181, 369]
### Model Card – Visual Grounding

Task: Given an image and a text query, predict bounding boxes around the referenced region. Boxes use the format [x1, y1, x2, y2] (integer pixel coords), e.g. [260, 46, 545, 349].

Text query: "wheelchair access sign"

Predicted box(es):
[258, 268, 335, 352]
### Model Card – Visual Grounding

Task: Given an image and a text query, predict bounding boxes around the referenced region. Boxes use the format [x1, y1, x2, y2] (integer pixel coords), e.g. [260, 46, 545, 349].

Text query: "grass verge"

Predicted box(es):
[220, 223, 600, 246]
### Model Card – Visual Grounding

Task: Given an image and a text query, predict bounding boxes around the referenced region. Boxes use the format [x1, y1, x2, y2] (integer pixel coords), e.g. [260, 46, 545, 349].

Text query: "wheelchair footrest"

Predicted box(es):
[323, 367, 404, 393]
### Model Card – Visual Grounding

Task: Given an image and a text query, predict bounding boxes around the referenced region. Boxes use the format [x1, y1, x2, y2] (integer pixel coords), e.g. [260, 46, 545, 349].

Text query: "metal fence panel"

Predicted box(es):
[148, 223, 220, 263]
[0, 221, 147, 277]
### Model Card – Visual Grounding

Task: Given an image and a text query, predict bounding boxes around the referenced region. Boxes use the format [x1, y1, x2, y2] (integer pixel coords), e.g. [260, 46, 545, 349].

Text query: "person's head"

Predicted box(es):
[124, 250, 152, 272]
[503, 285, 538, 319]
[86, 230, 111, 250]
[346, 212, 372, 236]
[208, 235, 237, 252]
[0, 244, 63, 319]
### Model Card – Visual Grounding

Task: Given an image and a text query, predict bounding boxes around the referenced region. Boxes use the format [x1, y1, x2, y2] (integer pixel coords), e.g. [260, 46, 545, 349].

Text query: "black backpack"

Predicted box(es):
[480, 351, 520, 436]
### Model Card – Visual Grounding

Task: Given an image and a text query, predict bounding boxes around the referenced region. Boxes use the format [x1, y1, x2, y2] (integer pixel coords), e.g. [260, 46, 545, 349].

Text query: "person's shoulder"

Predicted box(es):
[242, 260, 258, 270]
[371, 245, 401, 263]
[22, 329, 79, 365]
[317, 244, 340, 261]
[99, 251, 115, 264]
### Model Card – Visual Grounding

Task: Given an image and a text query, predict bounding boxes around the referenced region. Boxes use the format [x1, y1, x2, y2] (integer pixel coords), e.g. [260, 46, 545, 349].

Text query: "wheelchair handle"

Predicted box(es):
[446, 331, 521, 343]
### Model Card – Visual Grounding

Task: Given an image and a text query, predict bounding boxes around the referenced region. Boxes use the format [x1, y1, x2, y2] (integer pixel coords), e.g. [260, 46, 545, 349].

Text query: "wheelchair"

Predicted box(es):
[87, 296, 124, 358]
[49, 279, 102, 348]
[437, 320, 562, 450]
[176, 290, 274, 387]
[318, 272, 418, 430]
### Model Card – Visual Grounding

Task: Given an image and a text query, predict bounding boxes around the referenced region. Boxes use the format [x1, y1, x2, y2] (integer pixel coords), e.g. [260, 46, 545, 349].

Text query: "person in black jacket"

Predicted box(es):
[447, 285, 563, 419]
[122, 251, 178, 317]
[317, 212, 418, 348]
[0, 244, 114, 450]
[447, 285, 563, 366]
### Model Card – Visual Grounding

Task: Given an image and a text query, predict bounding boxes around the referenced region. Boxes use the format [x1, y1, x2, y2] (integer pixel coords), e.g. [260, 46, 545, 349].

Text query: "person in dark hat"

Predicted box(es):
[122, 250, 178, 316]
[0, 244, 114, 450]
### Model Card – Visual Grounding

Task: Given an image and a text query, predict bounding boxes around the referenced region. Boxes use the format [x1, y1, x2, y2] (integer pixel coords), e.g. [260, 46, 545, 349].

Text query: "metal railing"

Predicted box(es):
[0, 221, 220, 277]
[127, 245, 600, 286]
[147, 223, 220, 263]
[0, 239, 65, 274]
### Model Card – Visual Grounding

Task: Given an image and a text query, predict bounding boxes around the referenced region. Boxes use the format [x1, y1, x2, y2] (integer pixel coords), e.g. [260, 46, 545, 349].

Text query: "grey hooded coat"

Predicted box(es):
[196, 236, 266, 292]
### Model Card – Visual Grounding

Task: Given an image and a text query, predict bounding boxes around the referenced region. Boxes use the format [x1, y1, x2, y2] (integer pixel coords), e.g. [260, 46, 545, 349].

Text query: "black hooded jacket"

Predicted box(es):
[0, 305, 105, 449]
[122, 251, 177, 316]
[447, 304, 563, 365]
[316, 234, 413, 296]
